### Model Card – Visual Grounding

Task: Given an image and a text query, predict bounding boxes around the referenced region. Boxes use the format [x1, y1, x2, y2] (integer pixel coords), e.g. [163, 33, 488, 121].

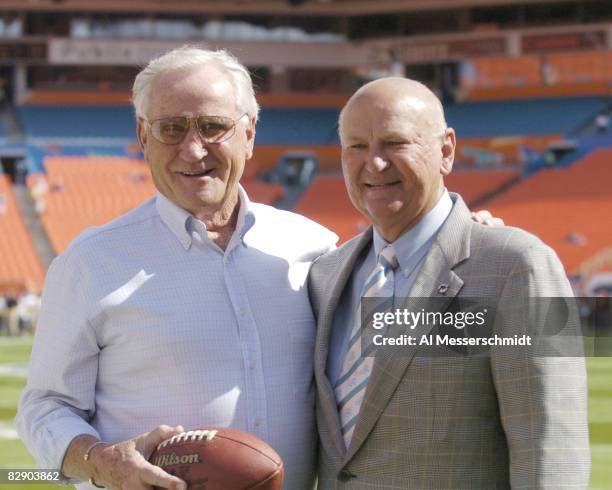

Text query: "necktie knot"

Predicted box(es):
[378, 245, 398, 272]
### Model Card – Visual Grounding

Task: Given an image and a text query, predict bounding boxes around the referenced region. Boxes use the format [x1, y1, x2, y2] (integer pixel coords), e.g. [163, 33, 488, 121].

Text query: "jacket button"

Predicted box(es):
[338, 470, 355, 482]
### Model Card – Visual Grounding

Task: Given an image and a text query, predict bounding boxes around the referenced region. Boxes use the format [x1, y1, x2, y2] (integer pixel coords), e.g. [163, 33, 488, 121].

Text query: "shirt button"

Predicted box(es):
[254, 419, 262, 428]
[249, 361, 256, 370]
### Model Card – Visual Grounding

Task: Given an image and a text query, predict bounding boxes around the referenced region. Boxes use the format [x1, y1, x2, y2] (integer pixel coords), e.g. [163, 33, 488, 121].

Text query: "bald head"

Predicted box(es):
[339, 77, 447, 143]
[338, 76, 456, 242]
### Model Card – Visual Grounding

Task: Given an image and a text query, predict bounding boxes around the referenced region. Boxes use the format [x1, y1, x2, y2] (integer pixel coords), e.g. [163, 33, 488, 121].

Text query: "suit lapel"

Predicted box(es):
[344, 195, 473, 463]
[315, 228, 373, 459]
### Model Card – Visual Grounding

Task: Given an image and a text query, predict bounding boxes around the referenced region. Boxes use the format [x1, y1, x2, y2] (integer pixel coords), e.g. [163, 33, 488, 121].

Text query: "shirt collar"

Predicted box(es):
[373, 188, 453, 277]
[155, 184, 256, 250]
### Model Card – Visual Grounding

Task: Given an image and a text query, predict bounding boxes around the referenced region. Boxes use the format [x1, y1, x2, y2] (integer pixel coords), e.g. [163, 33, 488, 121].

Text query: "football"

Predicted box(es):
[149, 428, 284, 490]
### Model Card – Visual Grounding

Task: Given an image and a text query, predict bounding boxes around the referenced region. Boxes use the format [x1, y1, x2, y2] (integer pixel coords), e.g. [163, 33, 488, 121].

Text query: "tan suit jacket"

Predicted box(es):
[308, 194, 590, 489]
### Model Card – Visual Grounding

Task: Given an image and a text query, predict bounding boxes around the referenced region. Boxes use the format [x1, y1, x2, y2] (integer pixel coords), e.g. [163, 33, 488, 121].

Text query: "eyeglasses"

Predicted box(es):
[143, 114, 248, 145]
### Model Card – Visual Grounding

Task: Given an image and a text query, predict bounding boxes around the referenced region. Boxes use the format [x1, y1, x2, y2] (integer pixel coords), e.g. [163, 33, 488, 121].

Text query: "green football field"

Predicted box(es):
[1, 336, 611, 489]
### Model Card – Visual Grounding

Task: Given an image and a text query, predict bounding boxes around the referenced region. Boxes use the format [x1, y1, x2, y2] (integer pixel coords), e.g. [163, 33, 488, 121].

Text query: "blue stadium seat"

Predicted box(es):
[14, 98, 607, 148]
[445, 96, 607, 138]
[17, 105, 136, 138]
[255, 107, 340, 145]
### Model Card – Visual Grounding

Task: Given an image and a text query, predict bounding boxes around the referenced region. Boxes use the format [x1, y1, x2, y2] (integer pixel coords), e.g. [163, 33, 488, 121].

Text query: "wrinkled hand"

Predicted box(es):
[471, 210, 505, 227]
[90, 425, 186, 490]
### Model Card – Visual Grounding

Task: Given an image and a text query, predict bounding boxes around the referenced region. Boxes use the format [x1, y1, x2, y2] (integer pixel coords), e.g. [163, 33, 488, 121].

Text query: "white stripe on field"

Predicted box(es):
[0, 364, 28, 377]
[0, 421, 18, 439]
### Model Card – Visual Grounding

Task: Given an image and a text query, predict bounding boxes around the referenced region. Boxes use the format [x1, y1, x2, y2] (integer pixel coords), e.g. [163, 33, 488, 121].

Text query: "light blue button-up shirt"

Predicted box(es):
[327, 190, 453, 384]
[16, 186, 337, 490]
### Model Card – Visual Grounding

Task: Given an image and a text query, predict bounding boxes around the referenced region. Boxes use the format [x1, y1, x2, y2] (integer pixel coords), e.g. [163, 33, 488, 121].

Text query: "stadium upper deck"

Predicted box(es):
[0, 0, 608, 103]
[0, 0, 610, 293]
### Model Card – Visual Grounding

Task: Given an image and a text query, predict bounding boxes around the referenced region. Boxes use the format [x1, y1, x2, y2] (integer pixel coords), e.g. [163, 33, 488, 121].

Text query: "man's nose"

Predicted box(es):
[178, 127, 208, 160]
[365, 148, 390, 172]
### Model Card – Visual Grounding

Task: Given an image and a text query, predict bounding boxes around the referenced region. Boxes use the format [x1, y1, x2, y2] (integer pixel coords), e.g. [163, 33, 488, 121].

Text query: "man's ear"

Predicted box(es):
[440, 127, 456, 176]
[245, 116, 256, 160]
[136, 118, 147, 151]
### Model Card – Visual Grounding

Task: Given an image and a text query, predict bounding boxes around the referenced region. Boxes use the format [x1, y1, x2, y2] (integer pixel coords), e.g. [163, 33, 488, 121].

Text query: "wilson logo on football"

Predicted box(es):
[153, 452, 201, 467]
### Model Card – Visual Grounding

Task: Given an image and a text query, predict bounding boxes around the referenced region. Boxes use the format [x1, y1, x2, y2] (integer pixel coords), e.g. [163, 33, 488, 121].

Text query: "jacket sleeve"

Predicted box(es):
[492, 243, 590, 489]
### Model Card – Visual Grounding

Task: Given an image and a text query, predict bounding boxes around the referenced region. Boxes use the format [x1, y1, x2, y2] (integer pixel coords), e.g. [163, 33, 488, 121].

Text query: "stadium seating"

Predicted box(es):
[461, 55, 542, 88]
[18, 96, 603, 173]
[0, 174, 44, 292]
[255, 107, 339, 145]
[294, 170, 519, 243]
[17, 103, 340, 146]
[293, 176, 367, 243]
[484, 148, 612, 274]
[460, 50, 612, 100]
[456, 135, 561, 167]
[19, 90, 131, 106]
[544, 50, 611, 85]
[15, 104, 342, 172]
[34, 156, 284, 254]
[445, 170, 518, 204]
[21, 91, 347, 109]
[445, 96, 607, 138]
[252, 145, 340, 173]
[31, 157, 156, 253]
[17, 105, 136, 139]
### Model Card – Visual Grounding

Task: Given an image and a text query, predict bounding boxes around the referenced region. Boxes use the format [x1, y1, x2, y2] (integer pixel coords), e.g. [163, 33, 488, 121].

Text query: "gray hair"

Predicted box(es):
[132, 45, 260, 122]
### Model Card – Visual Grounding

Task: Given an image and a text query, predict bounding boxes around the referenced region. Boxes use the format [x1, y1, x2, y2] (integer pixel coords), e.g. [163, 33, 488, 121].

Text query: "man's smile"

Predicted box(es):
[177, 168, 215, 178]
[364, 180, 401, 188]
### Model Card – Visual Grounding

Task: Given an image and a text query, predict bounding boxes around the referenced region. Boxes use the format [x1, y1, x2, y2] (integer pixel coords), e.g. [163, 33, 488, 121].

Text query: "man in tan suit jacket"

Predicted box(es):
[308, 78, 590, 489]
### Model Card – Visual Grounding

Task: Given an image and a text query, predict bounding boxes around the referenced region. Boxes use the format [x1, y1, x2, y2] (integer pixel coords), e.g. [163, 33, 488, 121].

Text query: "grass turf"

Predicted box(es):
[0, 337, 610, 488]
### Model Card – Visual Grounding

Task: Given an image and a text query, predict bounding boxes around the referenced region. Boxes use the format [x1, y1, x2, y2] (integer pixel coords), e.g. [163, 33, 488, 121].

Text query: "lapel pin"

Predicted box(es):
[437, 284, 448, 294]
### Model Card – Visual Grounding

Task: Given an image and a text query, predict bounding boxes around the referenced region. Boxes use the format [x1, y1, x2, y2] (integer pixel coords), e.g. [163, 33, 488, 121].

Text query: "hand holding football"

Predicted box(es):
[149, 428, 284, 490]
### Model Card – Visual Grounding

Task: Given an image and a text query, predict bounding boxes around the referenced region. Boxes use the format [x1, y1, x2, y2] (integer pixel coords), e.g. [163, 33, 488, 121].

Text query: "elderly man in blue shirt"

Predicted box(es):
[15, 46, 337, 490]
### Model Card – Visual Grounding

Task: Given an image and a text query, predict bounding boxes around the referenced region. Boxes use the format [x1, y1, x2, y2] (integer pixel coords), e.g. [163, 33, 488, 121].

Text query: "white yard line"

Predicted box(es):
[0, 421, 18, 439]
[0, 364, 27, 378]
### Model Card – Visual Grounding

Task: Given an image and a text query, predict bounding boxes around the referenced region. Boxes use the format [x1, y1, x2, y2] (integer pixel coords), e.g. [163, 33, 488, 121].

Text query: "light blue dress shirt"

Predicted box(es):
[327, 190, 453, 385]
[15, 186, 337, 490]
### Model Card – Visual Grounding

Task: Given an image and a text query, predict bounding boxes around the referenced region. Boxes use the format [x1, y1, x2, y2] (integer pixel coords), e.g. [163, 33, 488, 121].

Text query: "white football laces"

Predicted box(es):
[157, 429, 218, 450]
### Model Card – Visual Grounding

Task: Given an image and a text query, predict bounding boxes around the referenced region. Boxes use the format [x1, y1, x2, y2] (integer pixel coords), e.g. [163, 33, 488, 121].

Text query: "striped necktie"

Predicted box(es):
[334, 244, 399, 448]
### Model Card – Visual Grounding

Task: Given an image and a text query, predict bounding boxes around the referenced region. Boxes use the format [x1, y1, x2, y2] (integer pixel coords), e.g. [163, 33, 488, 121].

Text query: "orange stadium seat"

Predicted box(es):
[470, 55, 542, 88]
[462, 50, 611, 101]
[456, 135, 561, 167]
[252, 146, 340, 173]
[545, 51, 610, 85]
[34, 157, 156, 254]
[242, 180, 285, 205]
[20, 90, 132, 105]
[294, 171, 519, 243]
[485, 148, 612, 274]
[446, 170, 519, 205]
[36, 156, 284, 254]
[293, 176, 368, 243]
[0, 175, 45, 293]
